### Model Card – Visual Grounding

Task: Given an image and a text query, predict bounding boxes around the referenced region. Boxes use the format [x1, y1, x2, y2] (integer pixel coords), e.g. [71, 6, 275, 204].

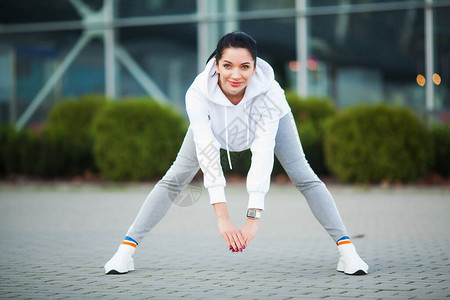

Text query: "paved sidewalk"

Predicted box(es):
[0, 182, 449, 299]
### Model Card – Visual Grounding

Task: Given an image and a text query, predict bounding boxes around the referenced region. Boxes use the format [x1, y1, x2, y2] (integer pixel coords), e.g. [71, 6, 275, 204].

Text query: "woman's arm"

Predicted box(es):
[186, 88, 227, 205]
[241, 90, 286, 245]
[240, 208, 262, 247]
[246, 117, 278, 210]
[213, 203, 246, 252]
[186, 88, 245, 252]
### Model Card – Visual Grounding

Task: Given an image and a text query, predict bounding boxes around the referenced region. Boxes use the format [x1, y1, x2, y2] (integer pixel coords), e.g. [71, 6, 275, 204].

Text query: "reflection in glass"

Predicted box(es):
[434, 7, 450, 116]
[309, 9, 425, 111]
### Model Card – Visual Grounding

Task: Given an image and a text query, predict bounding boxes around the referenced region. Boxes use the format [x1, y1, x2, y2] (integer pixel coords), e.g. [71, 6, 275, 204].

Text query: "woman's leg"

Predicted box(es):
[105, 128, 199, 274]
[126, 128, 200, 243]
[274, 113, 348, 242]
[274, 113, 368, 275]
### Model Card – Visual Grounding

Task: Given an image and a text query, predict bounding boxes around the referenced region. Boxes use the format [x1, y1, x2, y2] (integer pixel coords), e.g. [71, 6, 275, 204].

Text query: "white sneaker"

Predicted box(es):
[337, 243, 369, 275]
[104, 244, 136, 275]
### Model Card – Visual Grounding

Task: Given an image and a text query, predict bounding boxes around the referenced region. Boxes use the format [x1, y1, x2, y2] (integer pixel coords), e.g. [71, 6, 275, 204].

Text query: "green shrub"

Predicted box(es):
[44, 94, 108, 175]
[324, 104, 432, 183]
[430, 123, 450, 177]
[34, 132, 82, 177]
[285, 93, 336, 175]
[1, 95, 108, 178]
[0, 124, 27, 176]
[17, 130, 41, 176]
[286, 93, 336, 124]
[92, 98, 187, 181]
[0, 124, 11, 176]
[46, 94, 108, 144]
[0, 123, 80, 178]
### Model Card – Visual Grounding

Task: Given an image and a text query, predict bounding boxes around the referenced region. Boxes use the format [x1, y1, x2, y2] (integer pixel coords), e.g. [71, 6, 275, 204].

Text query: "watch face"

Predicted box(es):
[247, 210, 256, 218]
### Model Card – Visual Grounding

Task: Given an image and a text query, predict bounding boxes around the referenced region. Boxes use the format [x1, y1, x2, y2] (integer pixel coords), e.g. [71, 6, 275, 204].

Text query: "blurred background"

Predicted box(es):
[1, 0, 449, 125]
[0, 0, 449, 184]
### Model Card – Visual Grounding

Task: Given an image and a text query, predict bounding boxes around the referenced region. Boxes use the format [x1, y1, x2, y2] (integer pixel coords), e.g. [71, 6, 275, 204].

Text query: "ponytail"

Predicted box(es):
[206, 50, 217, 64]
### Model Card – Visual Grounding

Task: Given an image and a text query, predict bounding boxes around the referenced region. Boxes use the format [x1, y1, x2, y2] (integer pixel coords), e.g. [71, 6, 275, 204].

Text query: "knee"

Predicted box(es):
[293, 179, 324, 192]
[158, 168, 198, 191]
[285, 161, 323, 191]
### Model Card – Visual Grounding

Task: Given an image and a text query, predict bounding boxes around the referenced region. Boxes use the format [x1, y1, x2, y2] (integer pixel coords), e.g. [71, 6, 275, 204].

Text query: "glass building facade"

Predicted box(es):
[0, 0, 449, 127]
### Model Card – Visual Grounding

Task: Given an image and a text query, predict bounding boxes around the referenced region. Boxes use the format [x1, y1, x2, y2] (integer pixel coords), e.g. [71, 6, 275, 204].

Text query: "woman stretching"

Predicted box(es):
[104, 31, 368, 276]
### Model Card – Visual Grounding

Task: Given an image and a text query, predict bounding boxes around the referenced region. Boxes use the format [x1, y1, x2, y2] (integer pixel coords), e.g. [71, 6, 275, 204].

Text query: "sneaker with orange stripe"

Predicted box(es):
[336, 236, 369, 275]
[104, 237, 137, 275]
[122, 236, 138, 248]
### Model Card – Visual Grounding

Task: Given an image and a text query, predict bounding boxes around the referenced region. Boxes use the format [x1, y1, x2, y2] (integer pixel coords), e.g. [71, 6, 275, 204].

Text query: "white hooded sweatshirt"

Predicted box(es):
[185, 57, 291, 210]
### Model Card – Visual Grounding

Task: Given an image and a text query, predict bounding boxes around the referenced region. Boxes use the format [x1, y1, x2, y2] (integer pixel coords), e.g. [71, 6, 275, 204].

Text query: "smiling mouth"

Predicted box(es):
[229, 81, 242, 87]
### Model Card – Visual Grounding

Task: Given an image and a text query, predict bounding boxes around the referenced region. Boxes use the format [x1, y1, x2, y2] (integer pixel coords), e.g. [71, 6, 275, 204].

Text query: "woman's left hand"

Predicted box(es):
[240, 218, 259, 247]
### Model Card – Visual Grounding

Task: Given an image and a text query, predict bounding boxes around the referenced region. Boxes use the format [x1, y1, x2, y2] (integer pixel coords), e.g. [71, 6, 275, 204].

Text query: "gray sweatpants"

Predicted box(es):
[126, 112, 348, 243]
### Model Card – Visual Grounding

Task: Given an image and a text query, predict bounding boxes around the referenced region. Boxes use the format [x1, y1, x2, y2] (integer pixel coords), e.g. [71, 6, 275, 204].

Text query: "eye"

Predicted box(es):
[223, 63, 231, 68]
[242, 65, 250, 69]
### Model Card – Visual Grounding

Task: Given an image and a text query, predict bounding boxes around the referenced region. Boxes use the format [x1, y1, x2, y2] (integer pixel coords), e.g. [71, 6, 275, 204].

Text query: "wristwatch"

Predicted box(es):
[246, 209, 261, 219]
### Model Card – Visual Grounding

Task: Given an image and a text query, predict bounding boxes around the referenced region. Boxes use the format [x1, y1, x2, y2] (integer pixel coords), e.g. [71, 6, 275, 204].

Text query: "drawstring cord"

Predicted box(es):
[245, 102, 249, 148]
[224, 107, 233, 170]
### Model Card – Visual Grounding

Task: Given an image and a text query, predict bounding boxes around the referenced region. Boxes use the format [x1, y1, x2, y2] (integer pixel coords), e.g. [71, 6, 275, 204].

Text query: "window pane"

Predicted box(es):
[309, 9, 425, 110]
[239, 0, 294, 11]
[118, 24, 197, 110]
[308, 0, 417, 7]
[0, 30, 103, 125]
[434, 6, 450, 119]
[0, 0, 102, 24]
[118, 0, 196, 17]
[240, 18, 296, 90]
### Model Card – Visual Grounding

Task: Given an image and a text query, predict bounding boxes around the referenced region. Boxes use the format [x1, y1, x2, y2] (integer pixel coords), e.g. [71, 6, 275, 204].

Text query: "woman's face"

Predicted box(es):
[215, 47, 256, 104]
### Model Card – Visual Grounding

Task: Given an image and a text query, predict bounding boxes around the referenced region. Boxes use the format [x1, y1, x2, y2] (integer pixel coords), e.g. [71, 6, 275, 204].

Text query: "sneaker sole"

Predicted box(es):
[106, 269, 128, 275]
[345, 269, 367, 275]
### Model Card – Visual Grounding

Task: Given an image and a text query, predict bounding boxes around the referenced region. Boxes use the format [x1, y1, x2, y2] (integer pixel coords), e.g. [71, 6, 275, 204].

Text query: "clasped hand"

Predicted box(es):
[217, 217, 259, 252]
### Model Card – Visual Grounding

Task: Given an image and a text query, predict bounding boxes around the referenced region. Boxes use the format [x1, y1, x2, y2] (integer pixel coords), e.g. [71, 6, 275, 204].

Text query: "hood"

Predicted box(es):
[197, 57, 275, 107]
[192, 57, 277, 171]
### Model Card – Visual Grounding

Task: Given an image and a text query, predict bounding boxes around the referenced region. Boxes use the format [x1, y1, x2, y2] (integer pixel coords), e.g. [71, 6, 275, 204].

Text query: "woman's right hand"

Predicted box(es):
[217, 217, 246, 252]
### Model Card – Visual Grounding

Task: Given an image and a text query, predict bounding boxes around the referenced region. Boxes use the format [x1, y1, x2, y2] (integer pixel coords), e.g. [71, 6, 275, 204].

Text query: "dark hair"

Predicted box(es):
[207, 31, 257, 65]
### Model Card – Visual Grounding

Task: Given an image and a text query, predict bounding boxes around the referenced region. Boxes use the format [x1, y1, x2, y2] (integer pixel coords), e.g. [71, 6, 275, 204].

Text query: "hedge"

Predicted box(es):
[0, 124, 87, 178]
[285, 93, 336, 175]
[324, 104, 432, 183]
[44, 94, 108, 175]
[430, 123, 450, 177]
[36, 133, 83, 177]
[2, 94, 448, 184]
[92, 98, 187, 181]
[0, 124, 37, 176]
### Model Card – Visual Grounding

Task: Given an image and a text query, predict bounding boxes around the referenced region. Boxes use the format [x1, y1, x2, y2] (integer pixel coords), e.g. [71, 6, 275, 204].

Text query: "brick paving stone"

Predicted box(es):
[0, 183, 449, 299]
